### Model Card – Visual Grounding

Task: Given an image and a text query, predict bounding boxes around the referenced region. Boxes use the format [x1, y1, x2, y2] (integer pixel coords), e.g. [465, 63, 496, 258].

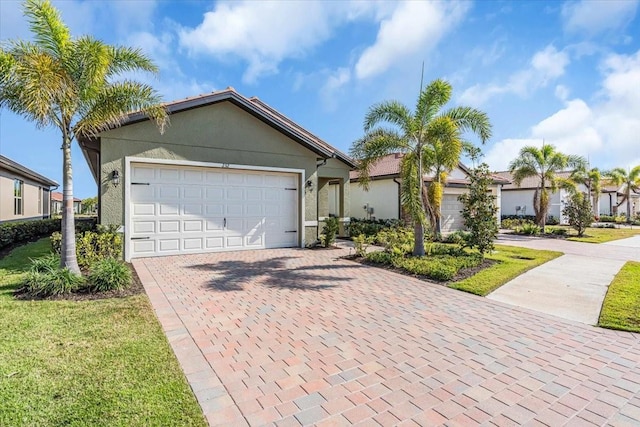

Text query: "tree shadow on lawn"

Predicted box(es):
[187, 256, 363, 292]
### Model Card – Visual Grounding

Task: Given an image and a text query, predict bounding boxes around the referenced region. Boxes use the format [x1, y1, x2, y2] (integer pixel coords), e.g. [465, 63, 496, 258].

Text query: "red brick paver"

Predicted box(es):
[133, 247, 640, 426]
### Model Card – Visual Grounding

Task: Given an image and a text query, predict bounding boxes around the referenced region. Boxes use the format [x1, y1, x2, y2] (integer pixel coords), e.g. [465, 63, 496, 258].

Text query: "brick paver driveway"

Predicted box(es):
[134, 246, 640, 426]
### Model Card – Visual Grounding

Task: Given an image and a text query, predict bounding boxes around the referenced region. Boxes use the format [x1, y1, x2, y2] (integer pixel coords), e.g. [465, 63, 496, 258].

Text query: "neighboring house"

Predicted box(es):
[494, 171, 590, 224]
[599, 184, 640, 217]
[50, 191, 82, 215]
[78, 87, 355, 261]
[349, 154, 509, 232]
[0, 155, 57, 223]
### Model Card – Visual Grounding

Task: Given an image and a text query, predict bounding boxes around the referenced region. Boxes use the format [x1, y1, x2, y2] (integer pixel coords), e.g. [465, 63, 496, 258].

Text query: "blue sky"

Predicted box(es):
[1, 0, 639, 199]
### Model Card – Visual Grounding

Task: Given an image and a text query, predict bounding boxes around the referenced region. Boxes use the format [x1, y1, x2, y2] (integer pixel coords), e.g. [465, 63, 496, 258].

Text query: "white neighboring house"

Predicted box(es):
[599, 184, 640, 217]
[494, 171, 591, 224]
[346, 154, 509, 232]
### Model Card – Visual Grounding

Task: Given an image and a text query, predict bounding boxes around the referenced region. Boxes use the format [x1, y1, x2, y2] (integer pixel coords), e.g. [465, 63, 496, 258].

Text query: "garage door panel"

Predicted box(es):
[158, 239, 180, 252]
[183, 204, 203, 215]
[183, 238, 203, 250]
[159, 221, 179, 233]
[134, 203, 155, 216]
[183, 220, 203, 232]
[159, 204, 179, 215]
[129, 163, 299, 258]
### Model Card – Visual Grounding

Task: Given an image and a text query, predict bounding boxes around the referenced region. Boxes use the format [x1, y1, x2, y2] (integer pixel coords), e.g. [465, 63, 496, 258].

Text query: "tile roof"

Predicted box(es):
[51, 192, 81, 202]
[350, 153, 510, 185]
[494, 171, 573, 190]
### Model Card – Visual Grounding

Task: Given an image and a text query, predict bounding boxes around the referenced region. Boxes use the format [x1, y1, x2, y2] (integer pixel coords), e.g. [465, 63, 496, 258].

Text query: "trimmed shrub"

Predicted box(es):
[442, 231, 470, 245]
[87, 259, 132, 292]
[352, 234, 374, 257]
[549, 227, 568, 236]
[515, 223, 541, 235]
[375, 227, 414, 255]
[347, 218, 403, 237]
[51, 224, 122, 268]
[319, 217, 339, 247]
[0, 219, 60, 250]
[23, 268, 84, 297]
[365, 251, 395, 265]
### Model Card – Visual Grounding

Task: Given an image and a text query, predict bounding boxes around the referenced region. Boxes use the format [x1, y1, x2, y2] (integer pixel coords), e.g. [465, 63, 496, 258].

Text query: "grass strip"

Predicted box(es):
[449, 244, 562, 296]
[598, 261, 640, 333]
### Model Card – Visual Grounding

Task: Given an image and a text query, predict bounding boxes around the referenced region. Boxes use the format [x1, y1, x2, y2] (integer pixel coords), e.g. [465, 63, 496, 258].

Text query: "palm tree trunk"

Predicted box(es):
[413, 149, 425, 256]
[60, 134, 81, 274]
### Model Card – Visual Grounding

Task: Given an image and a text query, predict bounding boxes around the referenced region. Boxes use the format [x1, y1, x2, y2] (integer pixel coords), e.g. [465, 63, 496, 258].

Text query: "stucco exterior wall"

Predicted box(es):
[98, 101, 350, 246]
[0, 168, 48, 222]
[501, 189, 564, 221]
[350, 179, 400, 220]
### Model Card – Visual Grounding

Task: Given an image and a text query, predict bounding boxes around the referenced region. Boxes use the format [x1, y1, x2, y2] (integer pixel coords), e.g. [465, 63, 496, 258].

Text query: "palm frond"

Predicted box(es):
[443, 106, 492, 143]
[363, 101, 411, 133]
[23, 0, 70, 59]
[108, 45, 159, 75]
[350, 128, 407, 190]
[415, 79, 451, 130]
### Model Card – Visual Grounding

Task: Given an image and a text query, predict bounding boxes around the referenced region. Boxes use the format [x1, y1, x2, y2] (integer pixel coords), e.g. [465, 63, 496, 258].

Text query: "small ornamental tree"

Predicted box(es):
[458, 163, 499, 256]
[563, 192, 592, 237]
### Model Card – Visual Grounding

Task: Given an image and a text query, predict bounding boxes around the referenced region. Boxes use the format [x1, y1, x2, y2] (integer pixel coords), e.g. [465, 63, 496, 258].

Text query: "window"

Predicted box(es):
[14, 179, 23, 215]
[38, 188, 42, 214]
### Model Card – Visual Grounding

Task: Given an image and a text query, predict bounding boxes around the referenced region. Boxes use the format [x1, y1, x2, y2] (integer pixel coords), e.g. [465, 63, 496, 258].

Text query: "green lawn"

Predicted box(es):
[449, 244, 562, 296]
[598, 261, 640, 333]
[0, 239, 206, 427]
[551, 226, 640, 243]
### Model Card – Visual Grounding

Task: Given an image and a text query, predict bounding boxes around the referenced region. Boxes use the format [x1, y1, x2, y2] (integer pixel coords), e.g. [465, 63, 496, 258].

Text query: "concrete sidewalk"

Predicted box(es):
[490, 234, 638, 325]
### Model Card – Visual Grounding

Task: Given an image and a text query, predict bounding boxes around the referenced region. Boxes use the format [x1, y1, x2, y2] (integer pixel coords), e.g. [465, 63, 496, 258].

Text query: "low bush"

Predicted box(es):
[546, 216, 560, 225]
[442, 231, 470, 245]
[347, 218, 403, 237]
[599, 215, 615, 223]
[375, 227, 414, 255]
[352, 234, 375, 257]
[23, 268, 84, 297]
[319, 217, 339, 247]
[87, 259, 132, 292]
[515, 223, 541, 235]
[593, 223, 616, 229]
[364, 249, 482, 282]
[549, 227, 568, 236]
[501, 218, 535, 230]
[51, 224, 122, 268]
[501, 214, 537, 222]
[29, 253, 60, 273]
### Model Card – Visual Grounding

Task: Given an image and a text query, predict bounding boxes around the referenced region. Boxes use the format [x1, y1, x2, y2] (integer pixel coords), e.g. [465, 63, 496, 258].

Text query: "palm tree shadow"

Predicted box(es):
[187, 256, 362, 292]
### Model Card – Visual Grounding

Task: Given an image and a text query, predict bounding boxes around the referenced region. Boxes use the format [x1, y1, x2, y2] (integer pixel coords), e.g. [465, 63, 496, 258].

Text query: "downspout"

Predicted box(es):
[393, 178, 402, 221]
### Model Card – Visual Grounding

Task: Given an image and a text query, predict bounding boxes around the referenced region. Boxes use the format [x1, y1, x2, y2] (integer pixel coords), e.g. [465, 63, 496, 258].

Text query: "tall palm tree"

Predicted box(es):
[0, 0, 167, 274]
[350, 79, 491, 255]
[608, 166, 640, 223]
[570, 166, 603, 216]
[509, 144, 586, 232]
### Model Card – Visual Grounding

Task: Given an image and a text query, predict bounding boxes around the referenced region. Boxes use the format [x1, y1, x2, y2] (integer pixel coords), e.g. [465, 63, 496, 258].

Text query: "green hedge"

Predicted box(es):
[0, 217, 96, 251]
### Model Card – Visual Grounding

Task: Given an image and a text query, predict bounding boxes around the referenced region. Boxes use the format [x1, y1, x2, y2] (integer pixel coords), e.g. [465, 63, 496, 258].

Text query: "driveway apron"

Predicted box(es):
[489, 234, 640, 325]
[134, 247, 640, 426]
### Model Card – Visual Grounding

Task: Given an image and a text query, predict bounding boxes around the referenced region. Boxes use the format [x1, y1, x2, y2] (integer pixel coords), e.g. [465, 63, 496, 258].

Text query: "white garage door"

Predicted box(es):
[441, 194, 465, 233]
[128, 163, 299, 258]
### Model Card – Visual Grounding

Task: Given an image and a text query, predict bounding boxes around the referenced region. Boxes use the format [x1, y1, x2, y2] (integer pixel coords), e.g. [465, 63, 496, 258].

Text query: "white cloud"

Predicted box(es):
[484, 138, 542, 171]
[178, 1, 377, 84]
[354, 1, 469, 80]
[320, 68, 352, 111]
[459, 45, 569, 106]
[485, 49, 640, 171]
[562, 0, 639, 35]
[554, 84, 570, 100]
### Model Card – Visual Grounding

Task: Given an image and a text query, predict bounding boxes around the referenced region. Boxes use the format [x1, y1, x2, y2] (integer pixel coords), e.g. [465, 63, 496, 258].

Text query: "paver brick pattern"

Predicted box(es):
[134, 246, 640, 426]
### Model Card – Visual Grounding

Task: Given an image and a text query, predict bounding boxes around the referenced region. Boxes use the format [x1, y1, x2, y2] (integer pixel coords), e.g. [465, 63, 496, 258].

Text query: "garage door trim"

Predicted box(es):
[123, 157, 306, 261]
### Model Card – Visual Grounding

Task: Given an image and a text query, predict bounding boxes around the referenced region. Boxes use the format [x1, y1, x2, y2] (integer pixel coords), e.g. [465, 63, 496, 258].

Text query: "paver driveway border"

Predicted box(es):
[134, 247, 640, 426]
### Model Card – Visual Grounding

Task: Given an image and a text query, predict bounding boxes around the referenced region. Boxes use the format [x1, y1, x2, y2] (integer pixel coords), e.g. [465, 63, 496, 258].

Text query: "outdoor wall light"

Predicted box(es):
[111, 170, 120, 187]
[305, 180, 313, 190]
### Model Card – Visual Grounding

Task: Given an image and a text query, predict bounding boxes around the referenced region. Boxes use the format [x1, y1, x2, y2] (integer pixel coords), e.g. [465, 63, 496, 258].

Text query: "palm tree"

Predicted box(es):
[0, 0, 167, 274]
[350, 79, 491, 255]
[570, 166, 603, 217]
[509, 144, 586, 232]
[608, 166, 640, 223]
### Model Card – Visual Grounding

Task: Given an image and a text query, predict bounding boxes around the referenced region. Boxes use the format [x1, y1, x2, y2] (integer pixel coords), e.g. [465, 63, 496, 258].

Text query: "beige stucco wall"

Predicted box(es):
[0, 168, 47, 222]
[98, 101, 351, 246]
[350, 179, 400, 220]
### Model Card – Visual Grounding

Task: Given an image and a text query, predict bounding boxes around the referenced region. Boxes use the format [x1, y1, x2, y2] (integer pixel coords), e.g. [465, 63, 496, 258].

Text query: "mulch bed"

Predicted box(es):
[344, 254, 497, 285]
